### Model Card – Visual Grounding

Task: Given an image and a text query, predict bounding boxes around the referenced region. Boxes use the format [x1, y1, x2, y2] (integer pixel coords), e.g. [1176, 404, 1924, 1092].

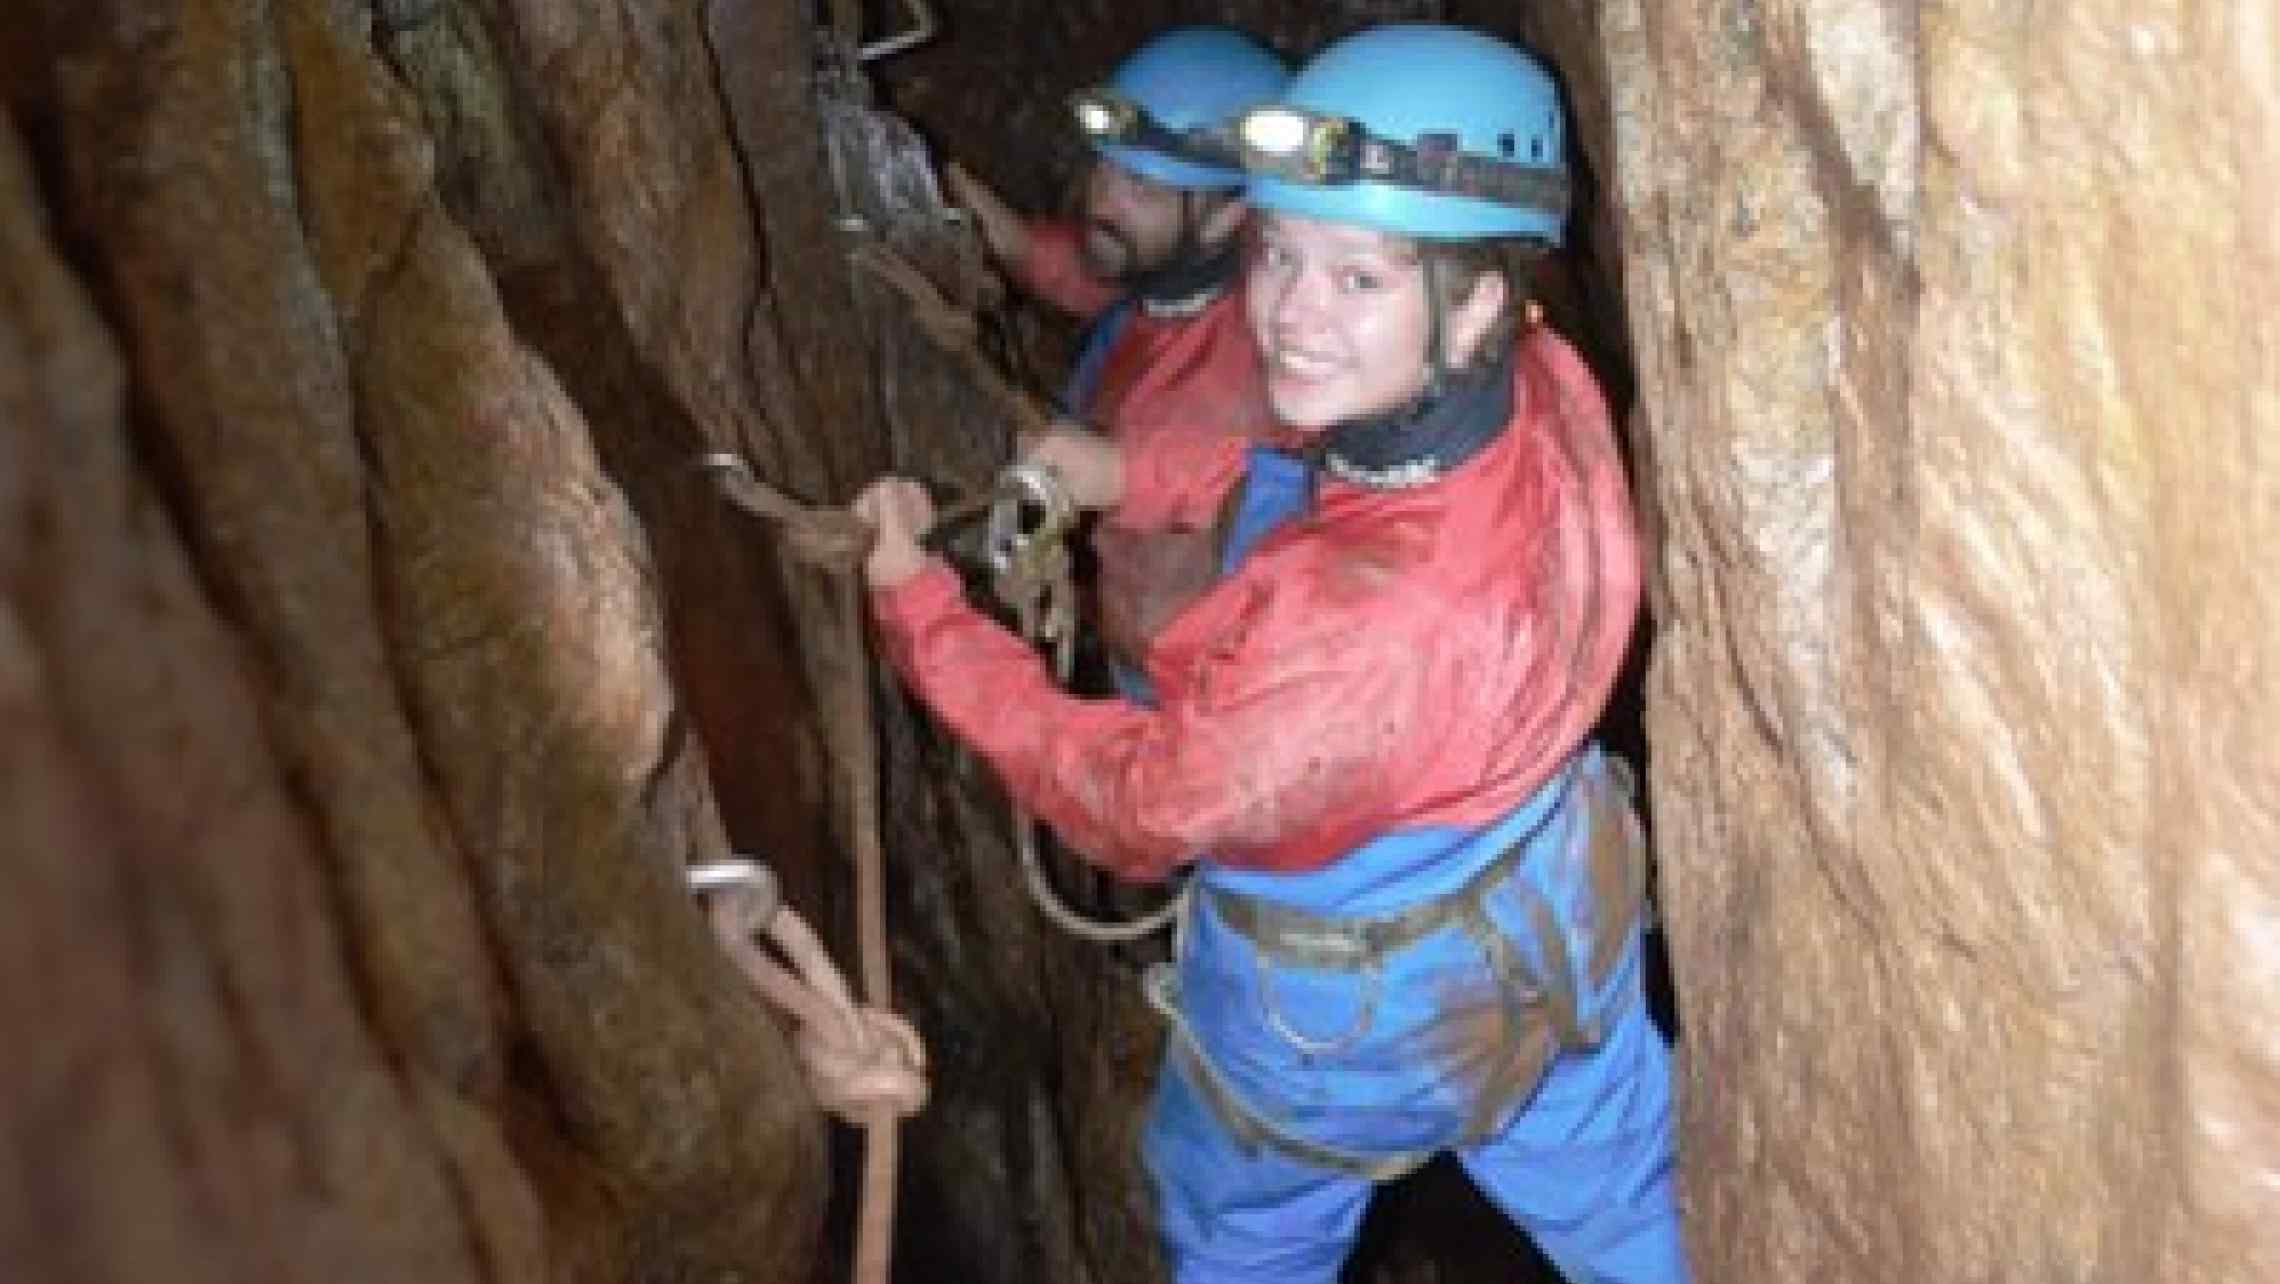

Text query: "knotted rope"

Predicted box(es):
[685, 240, 1174, 1281]
[690, 456, 909, 1284]
[690, 859, 927, 1121]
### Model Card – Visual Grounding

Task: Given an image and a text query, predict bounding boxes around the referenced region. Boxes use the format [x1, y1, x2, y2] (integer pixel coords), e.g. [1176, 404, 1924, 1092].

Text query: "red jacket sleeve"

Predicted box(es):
[1113, 420, 1249, 531]
[869, 560, 1430, 882]
[1011, 219, 1122, 321]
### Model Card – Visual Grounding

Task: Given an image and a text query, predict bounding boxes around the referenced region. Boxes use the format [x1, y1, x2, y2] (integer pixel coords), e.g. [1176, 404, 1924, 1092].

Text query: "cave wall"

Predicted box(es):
[2, 0, 847, 1278]
[1551, 1, 2280, 1280]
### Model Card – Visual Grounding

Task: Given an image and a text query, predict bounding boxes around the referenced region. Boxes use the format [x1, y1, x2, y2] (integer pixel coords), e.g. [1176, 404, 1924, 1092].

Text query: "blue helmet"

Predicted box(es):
[1085, 26, 1291, 191]
[1241, 25, 1570, 243]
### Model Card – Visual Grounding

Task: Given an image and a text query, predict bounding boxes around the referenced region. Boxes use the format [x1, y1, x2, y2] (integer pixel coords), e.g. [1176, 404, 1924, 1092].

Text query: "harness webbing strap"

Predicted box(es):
[1146, 964, 1427, 1182]
[1200, 768, 1576, 970]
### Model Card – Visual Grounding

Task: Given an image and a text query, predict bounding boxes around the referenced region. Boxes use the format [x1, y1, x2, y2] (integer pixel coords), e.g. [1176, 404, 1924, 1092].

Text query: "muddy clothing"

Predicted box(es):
[1144, 747, 1681, 1284]
[872, 327, 1681, 1284]
[1145, 925, 1677, 1284]
[874, 328, 1637, 876]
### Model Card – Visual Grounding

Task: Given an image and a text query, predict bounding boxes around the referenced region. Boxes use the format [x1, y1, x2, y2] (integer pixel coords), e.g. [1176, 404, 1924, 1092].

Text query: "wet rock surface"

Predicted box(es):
[3, 0, 832, 1277]
[1567, 0, 2280, 1280]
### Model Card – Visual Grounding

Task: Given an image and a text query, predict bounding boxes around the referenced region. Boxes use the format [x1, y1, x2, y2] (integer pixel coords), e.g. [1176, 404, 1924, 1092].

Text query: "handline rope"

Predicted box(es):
[682, 238, 1184, 1282]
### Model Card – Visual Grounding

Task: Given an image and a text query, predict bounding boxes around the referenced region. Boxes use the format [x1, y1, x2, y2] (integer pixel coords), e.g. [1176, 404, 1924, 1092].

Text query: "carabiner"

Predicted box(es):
[982, 460, 1078, 581]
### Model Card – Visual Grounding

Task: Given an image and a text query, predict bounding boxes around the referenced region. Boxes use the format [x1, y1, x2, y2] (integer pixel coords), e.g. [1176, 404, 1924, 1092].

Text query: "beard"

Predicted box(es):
[1078, 217, 1147, 283]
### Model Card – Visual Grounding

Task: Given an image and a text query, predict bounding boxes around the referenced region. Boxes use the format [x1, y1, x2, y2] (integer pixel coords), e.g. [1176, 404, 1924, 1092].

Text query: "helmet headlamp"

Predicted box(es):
[1066, 86, 1242, 172]
[1235, 104, 1571, 224]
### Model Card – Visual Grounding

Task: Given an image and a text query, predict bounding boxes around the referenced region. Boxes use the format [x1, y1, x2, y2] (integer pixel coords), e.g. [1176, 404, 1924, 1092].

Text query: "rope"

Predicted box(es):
[842, 248, 1187, 943]
[689, 455, 905, 1284]
[682, 266, 1174, 1274]
[700, 447, 1184, 943]
[676, 105, 1131, 1284]
[973, 461, 1185, 944]
[1007, 590, 1183, 942]
[691, 859, 928, 1121]
[847, 242, 1056, 444]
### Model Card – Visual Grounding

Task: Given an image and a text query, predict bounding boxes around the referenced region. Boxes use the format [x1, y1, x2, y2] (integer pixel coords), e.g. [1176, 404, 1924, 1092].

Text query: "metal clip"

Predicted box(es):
[983, 461, 1078, 644]
[687, 858, 772, 894]
[687, 857, 782, 936]
[983, 460, 1077, 581]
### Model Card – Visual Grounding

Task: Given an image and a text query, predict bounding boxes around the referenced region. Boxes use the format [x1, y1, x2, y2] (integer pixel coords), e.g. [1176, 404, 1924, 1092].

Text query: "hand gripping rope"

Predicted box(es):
[684, 233, 1199, 1280]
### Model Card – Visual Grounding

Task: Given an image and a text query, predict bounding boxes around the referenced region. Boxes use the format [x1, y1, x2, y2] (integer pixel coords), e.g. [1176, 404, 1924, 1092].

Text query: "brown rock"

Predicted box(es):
[1542, 0, 2280, 1279]
[6, 0, 827, 1274]
[1, 112, 485, 1284]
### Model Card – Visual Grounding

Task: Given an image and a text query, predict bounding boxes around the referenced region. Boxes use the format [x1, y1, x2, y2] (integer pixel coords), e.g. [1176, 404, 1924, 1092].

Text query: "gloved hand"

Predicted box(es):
[851, 477, 936, 590]
[1095, 521, 1221, 670]
[944, 162, 1030, 270]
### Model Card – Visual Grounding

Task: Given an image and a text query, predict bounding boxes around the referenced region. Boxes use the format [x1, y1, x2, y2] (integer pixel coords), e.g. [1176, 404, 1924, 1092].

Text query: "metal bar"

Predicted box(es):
[857, 0, 938, 62]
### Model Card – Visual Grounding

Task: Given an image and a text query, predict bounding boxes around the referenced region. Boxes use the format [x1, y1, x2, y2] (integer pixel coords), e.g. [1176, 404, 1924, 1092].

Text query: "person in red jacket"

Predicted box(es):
[949, 26, 1288, 676]
[949, 25, 1284, 441]
[862, 24, 1686, 1284]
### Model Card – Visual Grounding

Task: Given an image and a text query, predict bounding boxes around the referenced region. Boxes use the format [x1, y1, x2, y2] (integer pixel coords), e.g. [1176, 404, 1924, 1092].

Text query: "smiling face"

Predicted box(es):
[1244, 212, 1506, 430]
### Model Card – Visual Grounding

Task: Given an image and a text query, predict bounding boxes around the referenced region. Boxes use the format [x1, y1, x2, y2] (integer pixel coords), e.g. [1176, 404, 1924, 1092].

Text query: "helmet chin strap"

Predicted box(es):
[1421, 256, 1451, 401]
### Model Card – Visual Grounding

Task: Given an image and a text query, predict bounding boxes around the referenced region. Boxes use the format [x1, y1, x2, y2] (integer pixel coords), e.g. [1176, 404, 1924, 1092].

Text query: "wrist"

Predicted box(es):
[1084, 446, 1125, 510]
[1071, 435, 1126, 509]
[866, 544, 931, 591]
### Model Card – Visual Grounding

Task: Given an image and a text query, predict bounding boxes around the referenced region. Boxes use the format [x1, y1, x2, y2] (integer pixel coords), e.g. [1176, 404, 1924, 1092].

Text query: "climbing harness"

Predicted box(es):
[1143, 762, 1649, 1181]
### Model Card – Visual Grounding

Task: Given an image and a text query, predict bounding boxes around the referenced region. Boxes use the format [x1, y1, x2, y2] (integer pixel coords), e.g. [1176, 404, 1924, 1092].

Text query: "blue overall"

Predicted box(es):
[1140, 448, 1687, 1284]
[1061, 297, 1136, 418]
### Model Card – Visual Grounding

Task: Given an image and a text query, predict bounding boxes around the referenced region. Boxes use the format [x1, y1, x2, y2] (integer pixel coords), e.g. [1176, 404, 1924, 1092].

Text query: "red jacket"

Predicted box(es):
[1015, 219, 1272, 461]
[872, 327, 1640, 883]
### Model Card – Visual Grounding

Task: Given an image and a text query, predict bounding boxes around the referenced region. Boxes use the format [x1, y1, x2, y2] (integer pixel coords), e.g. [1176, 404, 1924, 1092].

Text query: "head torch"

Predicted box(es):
[1067, 86, 1241, 171]
[1236, 104, 1572, 223]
